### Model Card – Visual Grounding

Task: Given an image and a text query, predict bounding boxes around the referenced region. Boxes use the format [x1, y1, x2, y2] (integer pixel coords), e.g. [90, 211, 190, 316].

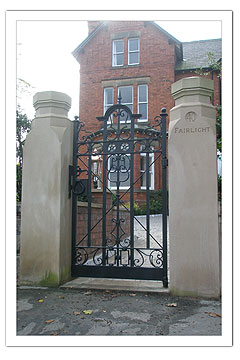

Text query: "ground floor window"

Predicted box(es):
[108, 153, 131, 189]
[138, 84, 148, 122]
[104, 87, 114, 114]
[118, 86, 133, 122]
[103, 84, 148, 123]
[140, 150, 154, 190]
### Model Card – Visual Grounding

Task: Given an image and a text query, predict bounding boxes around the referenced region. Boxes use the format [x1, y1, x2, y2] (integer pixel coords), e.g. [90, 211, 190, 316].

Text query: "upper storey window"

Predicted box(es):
[112, 39, 124, 67]
[128, 38, 139, 65]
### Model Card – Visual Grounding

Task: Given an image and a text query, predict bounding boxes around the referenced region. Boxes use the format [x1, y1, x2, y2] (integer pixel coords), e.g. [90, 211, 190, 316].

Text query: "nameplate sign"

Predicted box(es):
[174, 126, 210, 134]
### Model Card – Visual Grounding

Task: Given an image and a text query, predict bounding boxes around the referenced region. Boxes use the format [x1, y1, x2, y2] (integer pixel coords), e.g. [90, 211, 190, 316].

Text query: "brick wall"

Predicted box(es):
[78, 21, 176, 133]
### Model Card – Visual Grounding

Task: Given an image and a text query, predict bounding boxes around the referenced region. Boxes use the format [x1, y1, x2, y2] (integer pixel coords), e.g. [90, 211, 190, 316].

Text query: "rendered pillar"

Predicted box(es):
[169, 77, 220, 298]
[19, 91, 73, 286]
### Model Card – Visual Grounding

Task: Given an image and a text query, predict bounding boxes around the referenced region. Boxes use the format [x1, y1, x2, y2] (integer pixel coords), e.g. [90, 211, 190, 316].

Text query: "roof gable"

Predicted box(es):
[72, 21, 182, 61]
[72, 21, 222, 70]
[72, 22, 106, 59]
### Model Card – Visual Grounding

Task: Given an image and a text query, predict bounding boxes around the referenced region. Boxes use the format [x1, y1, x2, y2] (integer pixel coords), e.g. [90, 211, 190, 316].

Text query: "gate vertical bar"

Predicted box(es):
[130, 114, 135, 266]
[71, 118, 79, 270]
[161, 108, 168, 288]
[115, 107, 121, 266]
[102, 115, 108, 265]
[87, 149, 92, 247]
[146, 140, 150, 249]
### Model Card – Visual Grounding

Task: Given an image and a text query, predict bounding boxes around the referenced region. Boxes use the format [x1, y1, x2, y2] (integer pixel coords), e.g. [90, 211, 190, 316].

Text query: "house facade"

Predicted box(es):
[72, 21, 221, 203]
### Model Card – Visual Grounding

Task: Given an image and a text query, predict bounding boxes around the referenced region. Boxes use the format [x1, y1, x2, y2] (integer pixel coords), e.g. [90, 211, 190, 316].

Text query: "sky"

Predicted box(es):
[17, 20, 222, 120]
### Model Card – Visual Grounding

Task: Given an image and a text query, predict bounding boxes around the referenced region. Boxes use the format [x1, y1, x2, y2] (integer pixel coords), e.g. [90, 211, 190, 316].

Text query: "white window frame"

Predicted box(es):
[112, 39, 124, 67]
[108, 154, 131, 190]
[140, 148, 154, 190]
[92, 161, 101, 189]
[103, 87, 114, 114]
[128, 38, 140, 65]
[118, 86, 133, 123]
[137, 84, 148, 122]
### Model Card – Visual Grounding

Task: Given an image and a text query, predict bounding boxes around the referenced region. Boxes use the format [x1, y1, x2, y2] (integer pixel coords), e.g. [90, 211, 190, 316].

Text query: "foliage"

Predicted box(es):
[16, 108, 32, 202]
[195, 51, 221, 78]
[125, 201, 144, 215]
[112, 193, 117, 207]
[206, 52, 222, 76]
[218, 175, 222, 202]
[125, 190, 168, 215]
[16, 75, 35, 202]
[216, 105, 222, 152]
[16, 108, 32, 163]
[16, 163, 22, 202]
[78, 194, 88, 202]
[149, 190, 163, 214]
[195, 51, 222, 153]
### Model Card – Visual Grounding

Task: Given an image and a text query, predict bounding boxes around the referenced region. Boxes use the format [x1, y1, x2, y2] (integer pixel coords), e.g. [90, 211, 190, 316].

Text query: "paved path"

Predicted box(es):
[17, 214, 221, 337]
[17, 287, 221, 336]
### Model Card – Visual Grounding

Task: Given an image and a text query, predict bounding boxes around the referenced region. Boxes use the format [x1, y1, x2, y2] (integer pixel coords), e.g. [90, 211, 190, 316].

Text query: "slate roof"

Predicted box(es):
[175, 38, 222, 71]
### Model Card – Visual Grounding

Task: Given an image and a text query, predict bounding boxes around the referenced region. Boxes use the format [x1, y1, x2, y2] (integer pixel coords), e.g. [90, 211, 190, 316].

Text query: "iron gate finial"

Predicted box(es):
[118, 91, 122, 104]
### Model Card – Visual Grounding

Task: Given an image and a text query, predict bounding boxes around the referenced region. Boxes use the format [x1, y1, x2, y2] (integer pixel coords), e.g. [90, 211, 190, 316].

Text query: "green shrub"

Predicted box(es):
[125, 202, 145, 215]
[134, 202, 145, 215]
[113, 189, 168, 216]
[78, 194, 88, 202]
[218, 175, 222, 202]
[112, 193, 117, 207]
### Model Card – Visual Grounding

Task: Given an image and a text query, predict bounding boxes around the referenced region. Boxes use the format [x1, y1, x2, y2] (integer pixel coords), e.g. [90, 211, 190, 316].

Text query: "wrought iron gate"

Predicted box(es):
[69, 102, 168, 287]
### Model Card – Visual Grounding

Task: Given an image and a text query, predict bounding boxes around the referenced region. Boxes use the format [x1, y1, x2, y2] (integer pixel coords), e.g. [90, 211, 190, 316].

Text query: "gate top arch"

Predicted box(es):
[97, 103, 141, 125]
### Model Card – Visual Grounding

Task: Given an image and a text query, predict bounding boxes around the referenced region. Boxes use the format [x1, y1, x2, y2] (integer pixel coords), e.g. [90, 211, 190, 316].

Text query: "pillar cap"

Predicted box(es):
[33, 91, 71, 117]
[171, 77, 214, 102]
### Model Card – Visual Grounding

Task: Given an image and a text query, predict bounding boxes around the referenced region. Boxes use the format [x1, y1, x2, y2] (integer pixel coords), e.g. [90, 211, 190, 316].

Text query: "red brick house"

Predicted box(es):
[72, 21, 221, 202]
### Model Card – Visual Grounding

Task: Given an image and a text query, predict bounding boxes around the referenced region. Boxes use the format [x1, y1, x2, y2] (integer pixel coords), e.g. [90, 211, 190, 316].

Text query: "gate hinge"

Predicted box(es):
[162, 158, 168, 168]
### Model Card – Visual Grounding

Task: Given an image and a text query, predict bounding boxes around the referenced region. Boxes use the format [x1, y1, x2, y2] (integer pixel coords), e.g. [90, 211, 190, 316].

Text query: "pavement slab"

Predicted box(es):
[17, 287, 221, 336]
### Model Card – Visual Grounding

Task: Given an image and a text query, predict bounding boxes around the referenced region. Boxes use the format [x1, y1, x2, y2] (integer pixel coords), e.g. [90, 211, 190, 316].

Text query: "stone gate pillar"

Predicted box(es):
[19, 91, 73, 286]
[169, 77, 220, 298]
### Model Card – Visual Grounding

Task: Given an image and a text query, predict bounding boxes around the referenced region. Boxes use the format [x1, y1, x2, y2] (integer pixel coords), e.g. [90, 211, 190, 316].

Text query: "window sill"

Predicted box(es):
[111, 64, 141, 70]
[109, 187, 130, 191]
[141, 187, 155, 191]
